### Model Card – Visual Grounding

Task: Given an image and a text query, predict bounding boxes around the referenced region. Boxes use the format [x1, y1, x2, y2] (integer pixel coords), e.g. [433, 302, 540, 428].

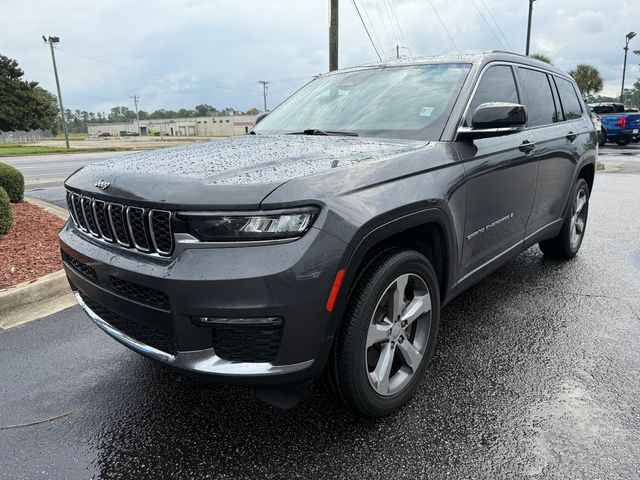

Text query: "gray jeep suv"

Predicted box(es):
[60, 52, 596, 416]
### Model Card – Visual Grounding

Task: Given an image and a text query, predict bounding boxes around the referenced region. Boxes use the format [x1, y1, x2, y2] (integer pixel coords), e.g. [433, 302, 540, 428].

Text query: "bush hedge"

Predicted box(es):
[0, 162, 25, 202]
[0, 186, 12, 235]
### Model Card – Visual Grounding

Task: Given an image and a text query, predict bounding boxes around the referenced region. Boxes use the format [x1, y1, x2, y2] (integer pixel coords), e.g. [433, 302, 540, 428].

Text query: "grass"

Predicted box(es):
[0, 144, 169, 157]
[0, 145, 83, 156]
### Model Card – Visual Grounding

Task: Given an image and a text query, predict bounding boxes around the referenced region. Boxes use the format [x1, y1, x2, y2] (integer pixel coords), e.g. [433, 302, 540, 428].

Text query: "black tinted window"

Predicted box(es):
[465, 66, 518, 126]
[555, 77, 583, 120]
[592, 105, 614, 114]
[518, 68, 557, 127]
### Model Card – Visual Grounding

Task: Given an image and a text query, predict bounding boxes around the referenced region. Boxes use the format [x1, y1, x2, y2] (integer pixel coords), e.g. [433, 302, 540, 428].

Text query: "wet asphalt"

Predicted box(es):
[1, 158, 640, 479]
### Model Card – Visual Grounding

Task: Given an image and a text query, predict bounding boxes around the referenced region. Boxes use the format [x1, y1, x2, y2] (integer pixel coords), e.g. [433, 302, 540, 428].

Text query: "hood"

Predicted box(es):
[65, 135, 426, 209]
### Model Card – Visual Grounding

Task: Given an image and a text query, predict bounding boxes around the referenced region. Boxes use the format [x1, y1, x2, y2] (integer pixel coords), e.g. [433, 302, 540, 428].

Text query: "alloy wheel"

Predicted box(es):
[365, 273, 431, 396]
[569, 187, 588, 250]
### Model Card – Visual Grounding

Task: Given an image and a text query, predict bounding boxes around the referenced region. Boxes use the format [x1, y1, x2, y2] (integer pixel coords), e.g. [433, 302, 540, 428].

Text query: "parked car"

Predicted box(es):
[626, 108, 640, 142]
[588, 102, 640, 146]
[590, 111, 602, 141]
[60, 52, 597, 416]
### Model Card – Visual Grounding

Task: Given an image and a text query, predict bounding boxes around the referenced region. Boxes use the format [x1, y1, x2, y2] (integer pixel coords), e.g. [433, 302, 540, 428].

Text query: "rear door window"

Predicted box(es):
[465, 65, 519, 126]
[554, 77, 584, 120]
[517, 68, 557, 127]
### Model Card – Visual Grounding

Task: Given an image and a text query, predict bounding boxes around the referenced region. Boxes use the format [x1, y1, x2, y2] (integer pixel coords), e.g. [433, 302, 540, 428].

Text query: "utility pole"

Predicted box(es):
[621, 32, 637, 104]
[396, 45, 400, 59]
[525, 0, 535, 56]
[329, 0, 339, 71]
[42, 35, 69, 149]
[258, 80, 270, 111]
[130, 95, 141, 134]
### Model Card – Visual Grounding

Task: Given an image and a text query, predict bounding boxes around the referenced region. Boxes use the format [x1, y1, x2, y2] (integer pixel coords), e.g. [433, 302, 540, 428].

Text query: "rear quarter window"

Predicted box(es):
[555, 77, 584, 120]
[517, 67, 557, 127]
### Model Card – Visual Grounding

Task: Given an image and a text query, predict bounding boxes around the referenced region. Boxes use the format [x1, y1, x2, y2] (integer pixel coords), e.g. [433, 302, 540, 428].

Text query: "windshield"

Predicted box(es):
[254, 63, 471, 140]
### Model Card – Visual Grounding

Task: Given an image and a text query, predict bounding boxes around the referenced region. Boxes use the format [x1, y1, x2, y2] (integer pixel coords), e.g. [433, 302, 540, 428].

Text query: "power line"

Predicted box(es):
[381, 0, 402, 51]
[372, 0, 396, 55]
[468, 0, 506, 49]
[386, 0, 412, 56]
[358, 0, 385, 61]
[479, 0, 513, 51]
[54, 47, 260, 95]
[427, 0, 461, 54]
[352, 0, 383, 61]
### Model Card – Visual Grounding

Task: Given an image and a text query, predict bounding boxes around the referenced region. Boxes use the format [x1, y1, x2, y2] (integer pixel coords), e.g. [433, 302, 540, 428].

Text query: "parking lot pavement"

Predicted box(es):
[1, 176, 639, 479]
[598, 142, 640, 174]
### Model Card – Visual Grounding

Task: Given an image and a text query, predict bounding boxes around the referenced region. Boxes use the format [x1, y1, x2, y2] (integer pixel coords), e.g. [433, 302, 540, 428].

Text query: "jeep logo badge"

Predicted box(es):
[95, 180, 111, 190]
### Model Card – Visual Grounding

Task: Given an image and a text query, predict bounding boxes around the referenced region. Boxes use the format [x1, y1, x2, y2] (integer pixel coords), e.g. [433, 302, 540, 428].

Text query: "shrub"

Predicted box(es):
[0, 186, 12, 235]
[0, 162, 25, 202]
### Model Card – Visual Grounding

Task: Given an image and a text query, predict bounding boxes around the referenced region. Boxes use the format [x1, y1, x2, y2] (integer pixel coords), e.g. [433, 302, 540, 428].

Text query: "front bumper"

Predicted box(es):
[75, 291, 314, 376]
[60, 220, 349, 386]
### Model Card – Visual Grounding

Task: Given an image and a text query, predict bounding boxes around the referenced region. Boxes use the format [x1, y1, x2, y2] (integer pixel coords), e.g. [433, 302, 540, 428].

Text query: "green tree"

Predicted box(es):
[530, 53, 552, 64]
[195, 104, 218, 116]
[0, 54, 59, 132]
[569, 64, 604, 100]
[244, 107, 260, 115]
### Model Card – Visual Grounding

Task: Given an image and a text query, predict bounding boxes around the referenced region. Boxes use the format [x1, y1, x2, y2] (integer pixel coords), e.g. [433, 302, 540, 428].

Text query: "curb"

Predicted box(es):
[0, 199, 74, 331]
[0, 270, 76, 330]
[24, 196, 69, 220]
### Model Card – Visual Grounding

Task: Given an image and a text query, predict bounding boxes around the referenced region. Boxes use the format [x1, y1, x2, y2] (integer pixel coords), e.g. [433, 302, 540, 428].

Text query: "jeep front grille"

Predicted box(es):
[66, 190, 174, 257]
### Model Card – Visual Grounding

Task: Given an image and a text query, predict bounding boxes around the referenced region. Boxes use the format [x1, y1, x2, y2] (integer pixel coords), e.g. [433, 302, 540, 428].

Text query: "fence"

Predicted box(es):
[0, 130, 52, 144]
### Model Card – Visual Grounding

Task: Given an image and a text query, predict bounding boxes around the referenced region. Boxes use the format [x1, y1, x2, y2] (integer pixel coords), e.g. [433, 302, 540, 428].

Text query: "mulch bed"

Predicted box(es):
[0, 202, 65, 290]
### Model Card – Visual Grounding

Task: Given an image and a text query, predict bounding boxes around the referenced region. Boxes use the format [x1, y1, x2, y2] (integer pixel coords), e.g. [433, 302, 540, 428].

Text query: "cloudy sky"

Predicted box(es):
[2, 0, 638, 114]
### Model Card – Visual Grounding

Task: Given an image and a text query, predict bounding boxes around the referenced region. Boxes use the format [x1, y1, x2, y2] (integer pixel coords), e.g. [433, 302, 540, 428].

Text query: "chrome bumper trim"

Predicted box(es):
[74, 292, 314, 377]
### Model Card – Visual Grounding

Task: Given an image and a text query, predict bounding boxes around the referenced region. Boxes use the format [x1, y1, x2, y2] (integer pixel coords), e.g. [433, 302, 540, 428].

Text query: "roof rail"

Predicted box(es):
[488, 50, 529, 59]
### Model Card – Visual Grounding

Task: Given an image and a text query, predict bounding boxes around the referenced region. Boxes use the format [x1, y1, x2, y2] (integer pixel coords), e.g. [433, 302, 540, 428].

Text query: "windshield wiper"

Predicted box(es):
[287, 129, 359, 137]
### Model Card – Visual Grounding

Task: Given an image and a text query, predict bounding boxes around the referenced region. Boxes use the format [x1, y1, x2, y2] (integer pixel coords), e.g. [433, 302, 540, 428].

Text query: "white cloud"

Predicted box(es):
[1, 0, 638, 112]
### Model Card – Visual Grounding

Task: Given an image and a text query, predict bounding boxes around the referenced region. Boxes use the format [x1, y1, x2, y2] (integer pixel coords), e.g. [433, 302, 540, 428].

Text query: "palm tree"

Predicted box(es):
[569, 64, 604, 100]
[530, 53, 552, 64]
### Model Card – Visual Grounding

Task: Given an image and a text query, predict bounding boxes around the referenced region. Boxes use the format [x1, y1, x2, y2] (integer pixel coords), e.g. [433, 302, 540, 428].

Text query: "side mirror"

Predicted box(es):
[254, 111, 269, 125]
[457, 102, 527, 140]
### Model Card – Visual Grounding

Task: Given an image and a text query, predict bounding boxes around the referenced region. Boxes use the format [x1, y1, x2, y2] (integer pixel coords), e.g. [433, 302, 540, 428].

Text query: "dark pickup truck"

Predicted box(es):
[589, 102, 640, 146]
[60, 52, 597, 416]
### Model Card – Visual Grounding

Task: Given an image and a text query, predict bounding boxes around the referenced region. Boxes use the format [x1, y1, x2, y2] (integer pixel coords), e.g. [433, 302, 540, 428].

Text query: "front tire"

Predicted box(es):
[325, 249, 440, 416]
[539, 178, 590, 259]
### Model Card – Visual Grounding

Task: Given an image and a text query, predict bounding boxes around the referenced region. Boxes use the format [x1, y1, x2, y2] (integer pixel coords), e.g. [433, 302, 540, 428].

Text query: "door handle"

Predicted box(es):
[519, 141, 536, 153]
[566, 132, 578, 142]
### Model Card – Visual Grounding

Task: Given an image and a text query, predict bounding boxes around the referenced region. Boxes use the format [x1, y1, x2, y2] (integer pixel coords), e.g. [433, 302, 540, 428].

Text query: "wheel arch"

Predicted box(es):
[328, 208, 457, 331]
[578, 162, 595, 194]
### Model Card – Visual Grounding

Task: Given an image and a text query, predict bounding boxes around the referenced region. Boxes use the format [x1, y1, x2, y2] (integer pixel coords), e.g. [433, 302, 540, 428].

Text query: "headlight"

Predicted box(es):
[178, 207, 319, 242]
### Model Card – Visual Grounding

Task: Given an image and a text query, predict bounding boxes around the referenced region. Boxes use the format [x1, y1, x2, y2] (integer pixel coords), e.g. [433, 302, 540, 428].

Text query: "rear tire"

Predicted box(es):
[323, 249, 440, 417]
[539, 178, 589, 259]
[616, 135, 631, 146]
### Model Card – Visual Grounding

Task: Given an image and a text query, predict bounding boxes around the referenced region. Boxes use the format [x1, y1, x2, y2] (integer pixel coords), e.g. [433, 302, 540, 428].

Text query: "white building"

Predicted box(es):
[87, 114, 257, 137]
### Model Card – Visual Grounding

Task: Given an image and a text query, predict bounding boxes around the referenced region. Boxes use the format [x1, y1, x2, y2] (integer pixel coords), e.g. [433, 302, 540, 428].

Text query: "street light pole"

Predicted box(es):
[43, 35, 69, 149]
[525, 0, 535, 56]
[620, 31, 636, 104]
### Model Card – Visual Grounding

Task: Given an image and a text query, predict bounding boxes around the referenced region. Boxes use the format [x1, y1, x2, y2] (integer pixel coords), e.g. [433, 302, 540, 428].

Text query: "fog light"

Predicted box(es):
[192, 316, 283, 327]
